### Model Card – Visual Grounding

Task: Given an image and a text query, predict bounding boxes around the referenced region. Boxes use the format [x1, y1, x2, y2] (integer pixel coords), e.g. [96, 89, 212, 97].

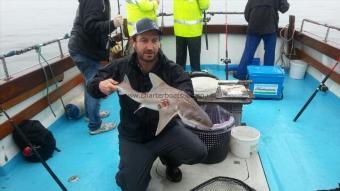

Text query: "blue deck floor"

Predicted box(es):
[1, 64, 339, 191]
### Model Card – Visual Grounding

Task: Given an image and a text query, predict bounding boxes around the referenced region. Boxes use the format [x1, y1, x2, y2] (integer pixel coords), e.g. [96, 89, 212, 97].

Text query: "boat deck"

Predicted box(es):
[1, 65, 339, 191]
[148, 153, 268, 191]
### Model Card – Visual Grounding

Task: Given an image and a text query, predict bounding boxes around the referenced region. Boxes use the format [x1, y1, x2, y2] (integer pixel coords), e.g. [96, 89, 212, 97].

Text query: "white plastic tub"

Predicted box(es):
[289, 60, 308, 79]
[230, 126, 260, 158]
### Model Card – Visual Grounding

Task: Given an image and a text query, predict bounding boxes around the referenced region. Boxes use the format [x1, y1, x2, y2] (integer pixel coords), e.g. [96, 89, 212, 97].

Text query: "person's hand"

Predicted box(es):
[158, 99, 169, 109]
[99, 79, 118, 95]
[113, 15, 123, 28]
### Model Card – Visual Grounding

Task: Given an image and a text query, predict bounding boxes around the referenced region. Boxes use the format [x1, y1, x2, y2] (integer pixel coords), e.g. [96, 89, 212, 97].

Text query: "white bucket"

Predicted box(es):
[289, 60, 308, 79]
[230, 126, 260, 159]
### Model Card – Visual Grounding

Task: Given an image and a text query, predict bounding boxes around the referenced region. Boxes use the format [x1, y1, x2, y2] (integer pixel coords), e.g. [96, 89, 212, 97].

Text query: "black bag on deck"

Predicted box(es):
[12, 120, 57, 162]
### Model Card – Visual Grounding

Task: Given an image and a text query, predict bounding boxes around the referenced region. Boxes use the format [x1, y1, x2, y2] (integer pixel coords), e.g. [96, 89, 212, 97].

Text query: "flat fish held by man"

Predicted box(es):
[117, 72, 213, 135]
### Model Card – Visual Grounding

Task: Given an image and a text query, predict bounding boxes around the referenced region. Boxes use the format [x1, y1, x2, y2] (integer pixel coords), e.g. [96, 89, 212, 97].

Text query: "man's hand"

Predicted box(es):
[113, 15, 124, 28]
[99, 79, 118, 95]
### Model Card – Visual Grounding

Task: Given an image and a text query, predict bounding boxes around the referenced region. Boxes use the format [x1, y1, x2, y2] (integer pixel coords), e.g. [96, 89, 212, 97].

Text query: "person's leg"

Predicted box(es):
[69, 51, 102, 130]
[115, 137, 156, 191]
[235, 34, 262, 80]
[148, 120, 207, 168]
[263, 32, 277, 66]
[187, 36, 202, 72]
[176, 36, 188, 70]
[115, 121, 207, 190]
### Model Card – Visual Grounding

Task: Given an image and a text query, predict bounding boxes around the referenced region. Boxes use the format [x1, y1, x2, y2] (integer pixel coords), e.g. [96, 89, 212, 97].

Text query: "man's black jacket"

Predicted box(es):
[245, 0, 290, 34]
[87, 51, 194, 142]
[68, 0, 116, 61]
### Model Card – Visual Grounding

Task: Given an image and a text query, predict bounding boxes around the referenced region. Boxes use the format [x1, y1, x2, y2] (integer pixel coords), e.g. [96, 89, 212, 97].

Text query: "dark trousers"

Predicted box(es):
[115, 121, 207, 191]
[176, 36, 202, 72]
[235, 32, 277, 80]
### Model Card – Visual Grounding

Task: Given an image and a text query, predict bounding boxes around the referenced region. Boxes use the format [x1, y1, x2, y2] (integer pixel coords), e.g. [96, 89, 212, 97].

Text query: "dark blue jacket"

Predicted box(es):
[68, 0, 116, 61]
[245, 0, 290, 34]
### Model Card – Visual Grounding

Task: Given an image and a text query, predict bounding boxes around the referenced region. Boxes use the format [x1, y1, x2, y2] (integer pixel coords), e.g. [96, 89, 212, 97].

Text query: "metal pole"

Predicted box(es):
[300, 19, 305, 32]
[324, 27, 330, 42]
[57, 40, 64, 58]
[117, 0, 124, 56]
[1, 35, 69, 59]
[1, 57, 11, 81]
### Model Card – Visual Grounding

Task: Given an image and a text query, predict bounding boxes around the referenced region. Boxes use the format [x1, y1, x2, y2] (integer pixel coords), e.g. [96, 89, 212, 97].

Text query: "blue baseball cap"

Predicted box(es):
[132, 18, 161, 37]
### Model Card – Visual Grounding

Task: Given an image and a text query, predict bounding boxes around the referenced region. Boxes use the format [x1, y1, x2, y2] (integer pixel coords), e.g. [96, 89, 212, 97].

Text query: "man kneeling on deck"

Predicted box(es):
[87, 18, 207, 191]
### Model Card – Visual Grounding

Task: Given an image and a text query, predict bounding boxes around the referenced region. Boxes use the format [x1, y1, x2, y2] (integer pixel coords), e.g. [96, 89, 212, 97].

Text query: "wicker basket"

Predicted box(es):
[189, 104, 235, 164]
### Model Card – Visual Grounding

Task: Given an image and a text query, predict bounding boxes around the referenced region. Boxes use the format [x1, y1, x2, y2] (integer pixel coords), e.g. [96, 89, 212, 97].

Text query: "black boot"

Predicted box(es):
[165, 166, 182, 183]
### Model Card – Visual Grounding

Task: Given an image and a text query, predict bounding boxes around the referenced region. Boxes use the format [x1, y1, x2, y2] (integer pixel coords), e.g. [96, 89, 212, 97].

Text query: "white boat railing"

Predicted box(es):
[0, 34, 70, 81]
[158, 11, 243, 17]
[300, 18, 340, 43]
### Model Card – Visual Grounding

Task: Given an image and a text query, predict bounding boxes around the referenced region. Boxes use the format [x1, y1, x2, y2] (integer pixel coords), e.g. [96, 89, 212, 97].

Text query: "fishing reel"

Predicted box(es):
[106, 33, 125, 59]
[203, 16, 211, 23]
[221, 58, 231, 65]
[106, 35, 115, 50]
[318, 83, 328, 92]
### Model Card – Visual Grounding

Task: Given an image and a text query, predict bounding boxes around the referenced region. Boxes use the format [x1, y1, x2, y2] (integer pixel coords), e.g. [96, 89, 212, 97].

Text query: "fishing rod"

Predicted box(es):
[220, 2, 231, 80]
[293, 59, 339, 122]
[0, 106, 67, 191]
[157, 12, 173, 17]
[117, 0, 124, 56]
[160, 0, 165, 32]
[206, 11, 243, 16]
[157, 11, 243, 17]
[203, 11, 209, 50]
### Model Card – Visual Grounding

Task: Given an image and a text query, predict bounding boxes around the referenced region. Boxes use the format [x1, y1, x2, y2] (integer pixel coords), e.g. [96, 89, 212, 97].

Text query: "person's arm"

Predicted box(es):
[278, 0, 290, 13]
[197, 0, 210, 11]
[135, 0, 159, 11]
[81, 0, 116, 34]
[87, 62, 120, 98]
[244, 1, 251, 22]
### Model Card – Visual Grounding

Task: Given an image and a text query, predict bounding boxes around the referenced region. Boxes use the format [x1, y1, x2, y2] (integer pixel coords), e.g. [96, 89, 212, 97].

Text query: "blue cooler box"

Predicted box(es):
[247, 66, 284, 99]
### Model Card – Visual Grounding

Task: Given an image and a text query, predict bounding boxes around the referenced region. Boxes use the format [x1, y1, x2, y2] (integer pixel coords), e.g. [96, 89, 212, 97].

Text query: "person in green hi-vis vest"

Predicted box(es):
[125, 0, 159, 37]
[174, 0, 210, 72]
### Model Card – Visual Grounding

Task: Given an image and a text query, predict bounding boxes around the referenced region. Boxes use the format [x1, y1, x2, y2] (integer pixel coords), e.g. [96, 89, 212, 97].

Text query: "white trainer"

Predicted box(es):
[89, 122, 116, 135]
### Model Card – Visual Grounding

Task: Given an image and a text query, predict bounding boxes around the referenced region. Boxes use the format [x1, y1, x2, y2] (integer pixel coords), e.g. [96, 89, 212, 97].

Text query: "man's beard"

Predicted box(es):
[139, 51, 157, 63]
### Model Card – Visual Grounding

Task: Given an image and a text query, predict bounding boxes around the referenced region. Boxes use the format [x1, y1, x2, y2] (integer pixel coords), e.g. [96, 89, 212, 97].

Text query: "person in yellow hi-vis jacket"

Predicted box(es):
[174, 0, 210, 72]
[125, 0, 159, 37]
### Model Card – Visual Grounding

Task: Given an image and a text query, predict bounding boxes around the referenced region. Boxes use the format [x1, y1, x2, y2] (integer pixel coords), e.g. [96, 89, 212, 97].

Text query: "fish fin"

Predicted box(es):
[117, 75, 131, 95]
[156, 108, 177, 136]
[134, 104, 145, 114]
[149, 73, 164, 89]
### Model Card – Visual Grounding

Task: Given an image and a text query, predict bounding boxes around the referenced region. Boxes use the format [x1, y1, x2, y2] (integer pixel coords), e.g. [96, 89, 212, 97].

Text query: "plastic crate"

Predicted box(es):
[248, 66, 284, 99]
